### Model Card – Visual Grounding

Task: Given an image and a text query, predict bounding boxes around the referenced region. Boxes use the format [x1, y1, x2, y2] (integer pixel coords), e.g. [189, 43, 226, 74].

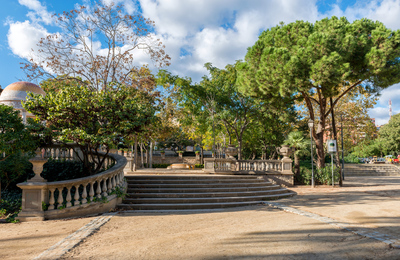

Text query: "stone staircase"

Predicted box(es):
[118, 175, 295, 211]
[344, 164, 400, 176]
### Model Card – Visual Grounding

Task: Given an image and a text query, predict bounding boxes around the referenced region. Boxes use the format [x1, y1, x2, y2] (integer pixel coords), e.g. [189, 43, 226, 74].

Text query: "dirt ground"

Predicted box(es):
[1, 176, 400, 260]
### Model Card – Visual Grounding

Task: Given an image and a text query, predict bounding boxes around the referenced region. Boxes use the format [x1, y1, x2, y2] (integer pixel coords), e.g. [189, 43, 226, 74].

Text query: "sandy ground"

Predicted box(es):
[1, 176, 400, 260]
[0, 216, 97, 260]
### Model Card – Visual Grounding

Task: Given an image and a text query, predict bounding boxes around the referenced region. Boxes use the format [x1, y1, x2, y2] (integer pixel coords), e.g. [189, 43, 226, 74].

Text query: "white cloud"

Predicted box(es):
[18, 0, 53, 25]
[7, 20, 48, 59]
[327, 0, 400, 29]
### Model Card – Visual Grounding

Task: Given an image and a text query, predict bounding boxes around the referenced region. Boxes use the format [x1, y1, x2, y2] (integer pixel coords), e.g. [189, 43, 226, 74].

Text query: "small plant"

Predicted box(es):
[0, 208, 6, 218]
[93, 196, 108, 204]
[109, 186, 126, 199]
[42, 201, 49, 211]
[177, 150, 184, 154]
[195, 151, 200, 154]
[195, 164, 204, 168]
[58, 203, 66, 210]
[160, 150, 165, 153]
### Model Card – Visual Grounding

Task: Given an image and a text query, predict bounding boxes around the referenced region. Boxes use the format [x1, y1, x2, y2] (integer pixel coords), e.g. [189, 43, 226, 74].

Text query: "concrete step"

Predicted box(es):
[118, 174, 294, 211]
[127, 182, 272, 189]
[126, 189, 286, 198]
[127, 185, 280, 193]
[118, 193, 295, 210]
[127, 178, 266, 184]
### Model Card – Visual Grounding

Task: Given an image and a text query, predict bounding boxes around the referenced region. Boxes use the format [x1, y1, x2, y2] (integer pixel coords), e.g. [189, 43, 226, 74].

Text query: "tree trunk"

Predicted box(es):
[294, 152, 300, 177]
[200, 146, 204, 165]
[140, 141, 144, 168]
[330, 97, 343, 186]
[315, 120, 326, 169]
[149, 141, 153, 168]
[134, 135, 138, 171]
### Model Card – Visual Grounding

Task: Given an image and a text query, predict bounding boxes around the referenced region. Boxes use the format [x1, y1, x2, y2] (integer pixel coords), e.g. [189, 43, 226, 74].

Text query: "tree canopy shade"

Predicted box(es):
[23, 84, 157, 175]
[238, 17, 400, 168]
[378, 113, 400, 154]
[0, 104, 38, 201]
[22, 1, 170, 91]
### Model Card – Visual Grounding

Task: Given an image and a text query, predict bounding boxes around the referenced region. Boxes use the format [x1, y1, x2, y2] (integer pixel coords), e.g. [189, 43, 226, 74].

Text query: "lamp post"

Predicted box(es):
[308, 119, 315, 188]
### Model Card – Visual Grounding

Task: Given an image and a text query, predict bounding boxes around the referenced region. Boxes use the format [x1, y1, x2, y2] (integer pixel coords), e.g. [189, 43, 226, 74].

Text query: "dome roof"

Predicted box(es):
[0, 81, 45, 102]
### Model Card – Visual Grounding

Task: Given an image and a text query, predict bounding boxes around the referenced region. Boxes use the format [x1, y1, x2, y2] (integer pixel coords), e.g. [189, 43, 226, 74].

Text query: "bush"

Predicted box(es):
[344, 153, 361, 163]
[0, 190, 22, 222]
[0, 152, 34, 192]
[195, 164, 204, 168]
[298, 164, 340, 185]
[41, 159, 89, 182]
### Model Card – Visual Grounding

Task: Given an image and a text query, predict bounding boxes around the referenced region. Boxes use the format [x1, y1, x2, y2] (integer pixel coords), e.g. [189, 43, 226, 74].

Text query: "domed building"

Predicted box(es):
[0, 81, 45, 123]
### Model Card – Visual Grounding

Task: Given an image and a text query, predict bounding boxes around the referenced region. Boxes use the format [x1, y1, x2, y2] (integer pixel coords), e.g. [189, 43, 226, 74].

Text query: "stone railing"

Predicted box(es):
[203, 157, 294, 186]
[237, 160, 282, 172]
[17, 148, 126, 222]
[204, 158, 236, 172]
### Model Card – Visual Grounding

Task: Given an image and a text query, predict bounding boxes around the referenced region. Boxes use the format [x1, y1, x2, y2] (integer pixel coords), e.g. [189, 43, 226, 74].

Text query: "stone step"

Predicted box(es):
[118, 193, 295, 210]
[126, 178, 266, 184]
[126, 189, 286, 198]
[127, 182, 272, 189]
[118, 174, 293, 211]
[126, 175, 261, 179]
[124, 192, 290, 204]
[127, 185, 280, 194]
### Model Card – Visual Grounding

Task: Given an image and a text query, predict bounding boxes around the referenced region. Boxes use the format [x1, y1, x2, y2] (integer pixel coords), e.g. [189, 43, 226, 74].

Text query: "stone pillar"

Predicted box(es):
[17, 149, 49, 222]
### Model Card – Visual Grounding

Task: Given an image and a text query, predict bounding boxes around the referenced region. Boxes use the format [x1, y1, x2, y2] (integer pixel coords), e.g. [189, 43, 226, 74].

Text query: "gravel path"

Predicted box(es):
[1, 176, 400, 260]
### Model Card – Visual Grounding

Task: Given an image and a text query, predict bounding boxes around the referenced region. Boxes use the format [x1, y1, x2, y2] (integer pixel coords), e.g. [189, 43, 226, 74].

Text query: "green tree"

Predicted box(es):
[284, 131, 308, 177]
[23, 84, 157, 175]
[0, 104, 37, 201]
[238, 17, 400, 168]
[378, 114, 400, 154]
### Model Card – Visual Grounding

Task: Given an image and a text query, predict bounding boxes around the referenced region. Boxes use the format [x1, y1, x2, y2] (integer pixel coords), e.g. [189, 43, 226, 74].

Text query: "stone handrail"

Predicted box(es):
[237, 160, 282, 172]
[17, 151, 127, 221]
[46, 153, 125, 210]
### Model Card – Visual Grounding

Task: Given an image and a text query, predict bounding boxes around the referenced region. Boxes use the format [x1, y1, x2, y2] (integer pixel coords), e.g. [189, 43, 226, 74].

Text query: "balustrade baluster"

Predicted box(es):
[96, 180, 102, 198]
[81, 183, 88, 204]
[74, 185, 80, 205]
[66, 186, 72, 207]
[89, 182, 95, 201]
[112, 175, 116, 188]
[57, 187, 64, 209]
[107, 177, 112, 192]
[49, 188, 56, 210]
[102, 179, 108, 196]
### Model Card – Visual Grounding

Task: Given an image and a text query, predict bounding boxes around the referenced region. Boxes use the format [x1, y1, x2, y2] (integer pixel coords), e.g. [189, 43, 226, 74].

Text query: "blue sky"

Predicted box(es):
[1, 0, 400, 125]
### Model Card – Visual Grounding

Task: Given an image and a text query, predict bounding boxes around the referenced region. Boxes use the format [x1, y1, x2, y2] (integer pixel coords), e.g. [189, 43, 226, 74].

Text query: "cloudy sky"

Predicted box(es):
[1, 0, 400, 125]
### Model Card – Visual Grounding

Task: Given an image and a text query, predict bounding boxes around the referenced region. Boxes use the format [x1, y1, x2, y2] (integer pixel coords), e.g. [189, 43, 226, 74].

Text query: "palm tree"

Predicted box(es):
[284, 131, 308, 178]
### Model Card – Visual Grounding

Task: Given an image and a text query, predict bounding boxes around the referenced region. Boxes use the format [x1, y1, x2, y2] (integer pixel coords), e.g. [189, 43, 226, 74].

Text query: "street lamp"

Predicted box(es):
[308, 119, 315, 188]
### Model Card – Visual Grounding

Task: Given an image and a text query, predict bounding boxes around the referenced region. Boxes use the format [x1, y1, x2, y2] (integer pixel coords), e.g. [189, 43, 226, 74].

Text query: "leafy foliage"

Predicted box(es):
[238, 17, 400, 168]
[23, 83, 157, 175]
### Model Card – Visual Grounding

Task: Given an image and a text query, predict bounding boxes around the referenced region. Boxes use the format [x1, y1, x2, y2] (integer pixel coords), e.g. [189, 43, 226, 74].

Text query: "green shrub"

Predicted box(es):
[316, 165, 340, 185]
[41, 159, 90, 182]
[344, 153, 361, 163]
[297, 164, 340, 185]
[195, 164, 204, 168]
[0, 152, 34, 192]
[0, 190, 22, 222]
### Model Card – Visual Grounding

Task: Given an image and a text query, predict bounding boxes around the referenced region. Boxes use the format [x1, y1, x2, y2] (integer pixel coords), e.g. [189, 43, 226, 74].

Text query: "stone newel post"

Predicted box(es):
[277, 145, 294, 174]
[17, 149, 49, 221]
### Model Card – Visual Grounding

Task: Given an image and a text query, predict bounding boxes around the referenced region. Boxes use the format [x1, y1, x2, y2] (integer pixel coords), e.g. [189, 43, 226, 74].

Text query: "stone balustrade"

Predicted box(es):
[17, 148, 126, 221]
[203, 157, 294, 186]
[237, 160, 283, 172]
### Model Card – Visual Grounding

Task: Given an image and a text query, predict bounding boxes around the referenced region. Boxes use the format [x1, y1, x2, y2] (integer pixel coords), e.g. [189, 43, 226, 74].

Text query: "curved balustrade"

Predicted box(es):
[17, 150, 127, 222]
